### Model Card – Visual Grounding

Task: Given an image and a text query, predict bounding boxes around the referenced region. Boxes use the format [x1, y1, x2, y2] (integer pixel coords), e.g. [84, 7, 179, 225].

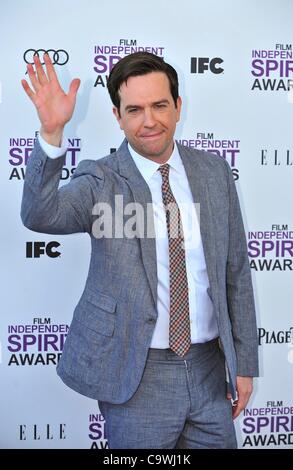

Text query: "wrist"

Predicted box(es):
[40, 127, 64, 147]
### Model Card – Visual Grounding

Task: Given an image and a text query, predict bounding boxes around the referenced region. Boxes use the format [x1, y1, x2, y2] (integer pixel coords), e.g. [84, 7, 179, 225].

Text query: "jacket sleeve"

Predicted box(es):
[21, 139, 104, 235]
[224, 160, 259, 377]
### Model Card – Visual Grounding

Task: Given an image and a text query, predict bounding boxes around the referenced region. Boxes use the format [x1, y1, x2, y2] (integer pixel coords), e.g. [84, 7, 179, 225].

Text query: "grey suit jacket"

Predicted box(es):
[21, 138, 259, 403]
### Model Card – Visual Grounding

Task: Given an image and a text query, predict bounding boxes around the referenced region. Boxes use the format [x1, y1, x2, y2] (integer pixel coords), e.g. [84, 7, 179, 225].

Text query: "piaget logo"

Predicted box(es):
[258, 327, 293, 346]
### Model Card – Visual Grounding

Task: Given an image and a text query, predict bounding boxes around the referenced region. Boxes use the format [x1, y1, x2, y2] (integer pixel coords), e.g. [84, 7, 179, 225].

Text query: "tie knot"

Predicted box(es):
[158, 164, 170, 180]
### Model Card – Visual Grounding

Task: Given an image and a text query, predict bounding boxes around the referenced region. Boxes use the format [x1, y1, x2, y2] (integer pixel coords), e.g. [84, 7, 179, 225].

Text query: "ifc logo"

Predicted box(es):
[190, 57, 224, 74]
[26, 241, 61, 258]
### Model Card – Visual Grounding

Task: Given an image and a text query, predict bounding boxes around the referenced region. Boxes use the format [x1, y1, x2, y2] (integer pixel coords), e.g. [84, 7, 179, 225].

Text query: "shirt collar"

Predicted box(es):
[128, 141, 184, 183]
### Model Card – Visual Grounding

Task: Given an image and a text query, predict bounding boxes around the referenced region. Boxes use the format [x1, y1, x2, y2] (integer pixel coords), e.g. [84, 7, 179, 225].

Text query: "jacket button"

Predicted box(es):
[147, 317, 156, 324]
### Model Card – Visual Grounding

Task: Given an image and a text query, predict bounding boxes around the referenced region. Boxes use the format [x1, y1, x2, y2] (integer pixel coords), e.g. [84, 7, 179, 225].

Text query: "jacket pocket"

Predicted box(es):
[74, 290, 117, 337]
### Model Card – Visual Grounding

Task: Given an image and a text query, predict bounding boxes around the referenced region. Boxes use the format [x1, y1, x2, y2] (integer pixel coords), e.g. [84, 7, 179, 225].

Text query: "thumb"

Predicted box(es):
[68, 78, 81, 100]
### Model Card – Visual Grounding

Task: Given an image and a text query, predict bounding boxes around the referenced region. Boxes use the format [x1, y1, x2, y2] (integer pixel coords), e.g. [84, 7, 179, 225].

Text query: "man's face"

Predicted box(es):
[113, 72, 182, 163]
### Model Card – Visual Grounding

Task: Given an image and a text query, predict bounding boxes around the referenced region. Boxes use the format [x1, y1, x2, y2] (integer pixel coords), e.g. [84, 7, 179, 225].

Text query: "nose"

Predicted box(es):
[143, 108, 156, 128]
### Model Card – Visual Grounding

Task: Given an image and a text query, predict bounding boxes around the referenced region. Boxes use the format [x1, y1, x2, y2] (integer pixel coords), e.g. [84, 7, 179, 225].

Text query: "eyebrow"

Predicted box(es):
[124, 99, 170, 111]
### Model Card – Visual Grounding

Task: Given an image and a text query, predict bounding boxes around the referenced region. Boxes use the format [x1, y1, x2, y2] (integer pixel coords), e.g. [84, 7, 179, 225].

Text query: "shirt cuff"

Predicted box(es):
[38, 132, 68, 159]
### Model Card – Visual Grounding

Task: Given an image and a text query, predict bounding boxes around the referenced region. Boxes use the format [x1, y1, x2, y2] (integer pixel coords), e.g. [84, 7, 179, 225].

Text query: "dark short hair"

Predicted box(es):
[107, 52, 179, 112]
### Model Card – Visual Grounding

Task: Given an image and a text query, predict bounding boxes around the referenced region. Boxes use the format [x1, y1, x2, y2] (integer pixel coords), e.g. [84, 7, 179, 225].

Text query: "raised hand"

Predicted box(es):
[21, 53, 80, 146]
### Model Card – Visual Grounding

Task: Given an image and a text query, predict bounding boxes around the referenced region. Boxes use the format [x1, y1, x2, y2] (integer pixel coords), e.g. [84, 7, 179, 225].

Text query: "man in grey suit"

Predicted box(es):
[21, 51, 258, 449]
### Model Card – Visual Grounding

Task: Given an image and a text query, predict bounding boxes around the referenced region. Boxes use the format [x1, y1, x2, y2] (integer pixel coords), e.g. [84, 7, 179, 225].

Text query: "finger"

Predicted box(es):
[34, 54, 49, 85]
[233, 397, 247, 420]
[226, 393, 232, 400]
[232, 405, 240, 420]
[68, 78, 81, 101]
[232, 400, 241, 419]
[44, 52, 59, 83]
[26, 63, 41, 92]
[21, 78, 36, 102]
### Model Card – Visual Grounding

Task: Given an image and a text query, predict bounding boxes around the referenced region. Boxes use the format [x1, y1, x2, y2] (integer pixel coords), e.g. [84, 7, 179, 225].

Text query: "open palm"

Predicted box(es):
[21, 53, 80, 140]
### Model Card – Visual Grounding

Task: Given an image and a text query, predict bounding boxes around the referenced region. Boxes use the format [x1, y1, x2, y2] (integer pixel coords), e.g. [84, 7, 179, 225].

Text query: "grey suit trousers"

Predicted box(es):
[99, 338, 237, 449]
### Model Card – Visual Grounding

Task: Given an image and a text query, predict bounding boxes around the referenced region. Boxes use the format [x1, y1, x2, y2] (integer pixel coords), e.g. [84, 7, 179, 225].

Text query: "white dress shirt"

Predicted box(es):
[39, 135, 219, 347]
[129, 143, 218, 347]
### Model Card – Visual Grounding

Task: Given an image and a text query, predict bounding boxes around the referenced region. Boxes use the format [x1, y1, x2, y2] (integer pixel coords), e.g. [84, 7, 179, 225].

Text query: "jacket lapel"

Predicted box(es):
[178, 145, 219, 311]
[116, 140, 158, 308]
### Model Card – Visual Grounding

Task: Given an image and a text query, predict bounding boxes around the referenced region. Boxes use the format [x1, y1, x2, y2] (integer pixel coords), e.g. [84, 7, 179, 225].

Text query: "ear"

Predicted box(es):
[113, 107, 123, 130]
[176, 96, 182, 122]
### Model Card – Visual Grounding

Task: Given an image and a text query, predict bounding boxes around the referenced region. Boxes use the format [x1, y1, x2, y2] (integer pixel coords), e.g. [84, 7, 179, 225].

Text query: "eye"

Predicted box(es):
[155, 103, 167, 109]
[127, 108, 139, 114]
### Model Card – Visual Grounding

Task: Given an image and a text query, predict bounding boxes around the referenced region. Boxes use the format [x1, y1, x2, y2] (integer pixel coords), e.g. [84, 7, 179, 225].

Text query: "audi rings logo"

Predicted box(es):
[23, 49, 69, 66]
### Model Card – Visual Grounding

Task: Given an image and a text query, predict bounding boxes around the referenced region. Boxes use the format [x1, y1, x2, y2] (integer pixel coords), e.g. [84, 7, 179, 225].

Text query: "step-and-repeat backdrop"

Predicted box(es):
[1, 0, 292, 449]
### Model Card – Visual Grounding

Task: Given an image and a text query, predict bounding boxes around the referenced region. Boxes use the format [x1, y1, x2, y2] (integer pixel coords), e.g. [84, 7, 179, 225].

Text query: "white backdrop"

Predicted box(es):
[0, 0, 292, 449]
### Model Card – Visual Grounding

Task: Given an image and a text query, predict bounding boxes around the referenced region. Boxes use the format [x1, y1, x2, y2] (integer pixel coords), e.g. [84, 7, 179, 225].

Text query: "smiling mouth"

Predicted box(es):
[140, 131, 164, 139]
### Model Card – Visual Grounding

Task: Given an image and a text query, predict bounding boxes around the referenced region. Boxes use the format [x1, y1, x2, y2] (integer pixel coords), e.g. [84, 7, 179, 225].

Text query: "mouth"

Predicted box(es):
[140, 131, 164, 140]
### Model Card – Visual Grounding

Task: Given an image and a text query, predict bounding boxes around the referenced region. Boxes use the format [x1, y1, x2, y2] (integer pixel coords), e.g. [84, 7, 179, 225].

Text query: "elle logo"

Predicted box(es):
[19, 424, 66, 440]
